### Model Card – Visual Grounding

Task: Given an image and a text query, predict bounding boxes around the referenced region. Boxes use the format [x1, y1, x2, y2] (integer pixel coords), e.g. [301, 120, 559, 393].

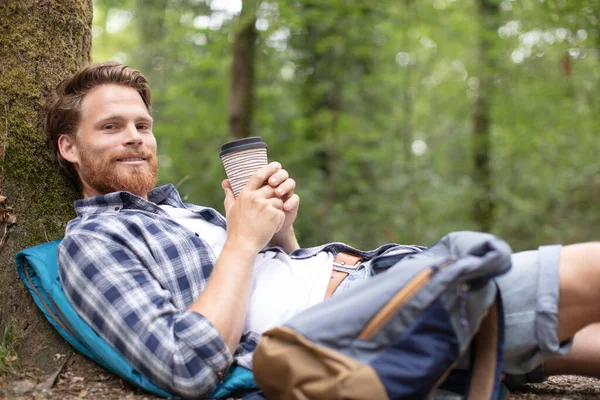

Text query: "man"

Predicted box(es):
[47, 62, 600, 399]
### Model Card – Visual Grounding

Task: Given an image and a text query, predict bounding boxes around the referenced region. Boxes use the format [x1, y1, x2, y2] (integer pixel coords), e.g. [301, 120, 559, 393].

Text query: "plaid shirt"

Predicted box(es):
[58, 184, 423, 398]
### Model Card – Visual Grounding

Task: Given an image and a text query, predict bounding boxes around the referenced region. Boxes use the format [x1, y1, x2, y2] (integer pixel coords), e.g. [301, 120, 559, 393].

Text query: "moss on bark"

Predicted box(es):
[0, 0, 92, 373]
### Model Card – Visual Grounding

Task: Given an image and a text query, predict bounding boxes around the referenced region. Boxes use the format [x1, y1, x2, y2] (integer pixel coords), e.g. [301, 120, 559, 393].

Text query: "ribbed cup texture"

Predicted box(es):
[220, 148, 268, 197]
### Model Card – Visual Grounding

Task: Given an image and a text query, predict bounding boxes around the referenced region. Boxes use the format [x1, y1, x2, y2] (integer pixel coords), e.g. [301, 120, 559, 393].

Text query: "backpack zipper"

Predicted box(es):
[358, 255, 458, 340]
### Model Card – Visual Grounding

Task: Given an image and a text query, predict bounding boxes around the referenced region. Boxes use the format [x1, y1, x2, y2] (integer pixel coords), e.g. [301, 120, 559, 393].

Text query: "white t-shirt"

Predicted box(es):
[159, 205, 333, 334]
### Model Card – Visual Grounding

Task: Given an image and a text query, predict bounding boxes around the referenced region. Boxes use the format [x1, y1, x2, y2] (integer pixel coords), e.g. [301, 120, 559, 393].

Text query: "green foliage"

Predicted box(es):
[91, 0, 599, 251]
[0, 324, 19, 375]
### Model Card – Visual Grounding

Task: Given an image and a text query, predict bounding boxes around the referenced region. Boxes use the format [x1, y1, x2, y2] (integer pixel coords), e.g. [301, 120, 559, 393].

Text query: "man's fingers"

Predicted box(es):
[283, 193, 299, 211]
[256, 184, 279, 198]
[222, 179, 235, 214]
[268, 197, 284, 210]
[246, 162, 281, 191]
[274, 178, 296, 197]
[222, 179, 233, 193]
[268, 169, 289, 187]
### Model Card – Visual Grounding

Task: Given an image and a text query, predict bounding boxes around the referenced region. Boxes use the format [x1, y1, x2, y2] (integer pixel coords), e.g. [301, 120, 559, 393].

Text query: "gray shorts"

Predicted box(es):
[333, 244, 571, 374]
[499, 244, 572, 374]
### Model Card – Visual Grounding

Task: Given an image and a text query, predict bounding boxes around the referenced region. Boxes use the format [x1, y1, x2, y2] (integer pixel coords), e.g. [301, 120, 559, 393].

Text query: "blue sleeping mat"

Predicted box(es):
[15, 240, 257, 399]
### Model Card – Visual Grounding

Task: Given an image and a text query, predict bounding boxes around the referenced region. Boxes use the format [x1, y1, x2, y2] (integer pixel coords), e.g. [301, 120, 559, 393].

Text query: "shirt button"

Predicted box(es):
[114, 207, 120, 211]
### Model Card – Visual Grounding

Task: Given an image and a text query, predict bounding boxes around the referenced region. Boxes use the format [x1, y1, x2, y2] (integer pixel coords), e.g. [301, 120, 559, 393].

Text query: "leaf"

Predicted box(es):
[6, 213, 16, 225]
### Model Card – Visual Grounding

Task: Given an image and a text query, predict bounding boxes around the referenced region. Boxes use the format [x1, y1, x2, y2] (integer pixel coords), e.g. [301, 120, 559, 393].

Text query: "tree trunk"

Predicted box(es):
[297, 16, 340, 245]
[135, 0, 168, 98]
[0, 0, 92, 373]
[229, 1, 257, 139]
[399, 0, 420, 243]
[472, 0, 499, 233]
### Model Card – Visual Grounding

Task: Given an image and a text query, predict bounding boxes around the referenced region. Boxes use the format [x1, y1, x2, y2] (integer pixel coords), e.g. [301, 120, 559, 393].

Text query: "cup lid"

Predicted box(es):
[220, 136, 267, 157]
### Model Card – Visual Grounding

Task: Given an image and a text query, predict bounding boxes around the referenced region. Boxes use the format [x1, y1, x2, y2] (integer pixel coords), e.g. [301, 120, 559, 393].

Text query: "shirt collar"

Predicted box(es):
[73, 184, 183, 217]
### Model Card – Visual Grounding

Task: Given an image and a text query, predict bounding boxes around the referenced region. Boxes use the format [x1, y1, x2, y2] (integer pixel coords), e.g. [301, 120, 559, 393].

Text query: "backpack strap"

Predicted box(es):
[467, 293, 503, 400]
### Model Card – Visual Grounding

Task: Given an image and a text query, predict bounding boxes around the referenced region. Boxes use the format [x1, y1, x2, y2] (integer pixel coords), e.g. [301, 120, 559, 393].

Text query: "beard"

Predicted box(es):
[78, 145, 159, 198]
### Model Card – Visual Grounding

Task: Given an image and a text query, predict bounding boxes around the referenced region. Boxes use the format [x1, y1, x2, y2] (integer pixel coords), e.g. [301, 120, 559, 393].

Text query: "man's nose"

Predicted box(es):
[123, 123, 143, 145]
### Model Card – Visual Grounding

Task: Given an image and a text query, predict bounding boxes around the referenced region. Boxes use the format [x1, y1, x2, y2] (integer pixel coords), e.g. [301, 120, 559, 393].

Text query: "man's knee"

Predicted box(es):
[557, 242, 600, 340]
[560, 242, 600, 298]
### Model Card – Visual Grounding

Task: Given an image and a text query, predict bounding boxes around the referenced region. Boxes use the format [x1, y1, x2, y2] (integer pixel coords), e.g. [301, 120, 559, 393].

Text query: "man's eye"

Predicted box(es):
[137, 124, 149, 130]
[103, 124, 117, 130]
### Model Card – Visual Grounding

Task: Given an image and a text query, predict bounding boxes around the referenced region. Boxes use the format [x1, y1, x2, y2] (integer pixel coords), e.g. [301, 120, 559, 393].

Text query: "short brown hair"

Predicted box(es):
[45, 62, 152, 181]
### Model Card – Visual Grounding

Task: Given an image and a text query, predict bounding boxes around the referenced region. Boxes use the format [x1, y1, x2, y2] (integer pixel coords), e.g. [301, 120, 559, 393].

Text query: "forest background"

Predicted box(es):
[92, 0, 599, 252]
[0, 0, 598, 397]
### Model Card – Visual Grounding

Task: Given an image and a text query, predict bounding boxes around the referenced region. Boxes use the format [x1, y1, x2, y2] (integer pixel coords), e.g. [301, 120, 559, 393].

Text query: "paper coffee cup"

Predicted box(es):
[220, 137, 268, 197]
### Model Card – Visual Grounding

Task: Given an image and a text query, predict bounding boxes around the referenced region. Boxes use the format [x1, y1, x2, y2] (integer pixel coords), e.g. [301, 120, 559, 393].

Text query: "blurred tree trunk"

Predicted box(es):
[399, 0, 420, 243]
[0, 0, 92, 373]
[297, 9, 342, 244]
[472, 0, 500, 232]
[135, 0, 168, 111]
[289, 1, 377, 245]
[229, 1, 257, 139]
[137, 0, 168, 71]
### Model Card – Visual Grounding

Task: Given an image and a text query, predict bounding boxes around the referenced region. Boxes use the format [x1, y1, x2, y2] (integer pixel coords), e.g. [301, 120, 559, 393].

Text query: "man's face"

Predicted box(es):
[60, 84, 158, 199]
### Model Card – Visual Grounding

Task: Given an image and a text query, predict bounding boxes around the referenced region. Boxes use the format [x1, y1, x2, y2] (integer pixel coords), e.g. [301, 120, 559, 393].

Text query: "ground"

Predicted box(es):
[0, 356, 161, 400]
[512, 376, 600, 399]
[2, 357, 600, 400]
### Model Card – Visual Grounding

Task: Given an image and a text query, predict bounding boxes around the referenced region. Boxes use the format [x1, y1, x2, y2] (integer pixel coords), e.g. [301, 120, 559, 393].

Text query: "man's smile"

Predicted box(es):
[116, 154, 149, 164]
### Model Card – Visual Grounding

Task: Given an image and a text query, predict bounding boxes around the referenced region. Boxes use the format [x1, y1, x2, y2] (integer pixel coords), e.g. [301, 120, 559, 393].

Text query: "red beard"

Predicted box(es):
[78, 145, 159, 197]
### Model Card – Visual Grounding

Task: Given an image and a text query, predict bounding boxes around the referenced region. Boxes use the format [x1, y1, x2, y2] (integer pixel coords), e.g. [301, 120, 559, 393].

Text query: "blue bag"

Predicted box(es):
[15, 240, 258, 399]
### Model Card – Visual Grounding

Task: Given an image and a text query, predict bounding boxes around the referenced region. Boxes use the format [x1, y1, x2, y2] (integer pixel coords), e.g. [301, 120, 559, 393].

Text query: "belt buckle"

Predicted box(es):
[332, 260, 361, 269]
[326, 252, 363, 299]
[333, 252, 363, 270]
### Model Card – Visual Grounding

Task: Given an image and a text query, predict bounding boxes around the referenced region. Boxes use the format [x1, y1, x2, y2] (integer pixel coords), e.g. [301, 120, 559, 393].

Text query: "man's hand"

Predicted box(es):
[266, 164, 299, 234]
[222, 162, 287, 253]
[265, 165, 300, 252]
[223, 162, 300, 253]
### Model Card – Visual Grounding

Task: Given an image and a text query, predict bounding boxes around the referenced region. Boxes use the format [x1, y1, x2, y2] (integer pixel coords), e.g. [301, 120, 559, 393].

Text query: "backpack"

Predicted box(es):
[252, 231, 512, 400]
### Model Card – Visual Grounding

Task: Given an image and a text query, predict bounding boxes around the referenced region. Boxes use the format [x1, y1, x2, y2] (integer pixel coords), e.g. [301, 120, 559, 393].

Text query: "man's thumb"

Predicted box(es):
[222, 180, 235, 212]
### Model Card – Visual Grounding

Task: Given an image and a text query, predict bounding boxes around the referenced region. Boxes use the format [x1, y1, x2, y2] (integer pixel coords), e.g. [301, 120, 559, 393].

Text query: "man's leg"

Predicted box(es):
[544, 242, 600, 376]
[500, 242, 600, 391]
[555, 243, 600, 340]
[546, 323, 600, 376]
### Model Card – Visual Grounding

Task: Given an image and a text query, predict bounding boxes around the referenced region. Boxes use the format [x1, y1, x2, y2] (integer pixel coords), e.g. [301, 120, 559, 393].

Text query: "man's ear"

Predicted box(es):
[57, 134, 79, 164]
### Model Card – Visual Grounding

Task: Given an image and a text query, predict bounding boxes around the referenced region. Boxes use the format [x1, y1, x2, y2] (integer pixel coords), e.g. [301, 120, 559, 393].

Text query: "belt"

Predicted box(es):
[325, 252, 363, 299]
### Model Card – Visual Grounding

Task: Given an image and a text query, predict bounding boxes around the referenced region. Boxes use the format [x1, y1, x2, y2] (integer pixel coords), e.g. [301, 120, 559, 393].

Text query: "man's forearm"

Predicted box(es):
[187, 239, 258, 351]
[269, 227, 300, 253]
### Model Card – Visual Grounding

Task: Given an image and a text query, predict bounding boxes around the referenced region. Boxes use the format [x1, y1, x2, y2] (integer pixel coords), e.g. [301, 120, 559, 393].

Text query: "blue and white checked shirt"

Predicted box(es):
[58, 184, 423, 398]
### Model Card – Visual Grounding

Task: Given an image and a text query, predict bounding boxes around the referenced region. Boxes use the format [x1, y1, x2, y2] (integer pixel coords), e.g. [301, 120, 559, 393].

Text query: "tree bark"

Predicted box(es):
[0, 0, 92, 373]
[229, 1, 257, 139]
[472, 0, 499, 233]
